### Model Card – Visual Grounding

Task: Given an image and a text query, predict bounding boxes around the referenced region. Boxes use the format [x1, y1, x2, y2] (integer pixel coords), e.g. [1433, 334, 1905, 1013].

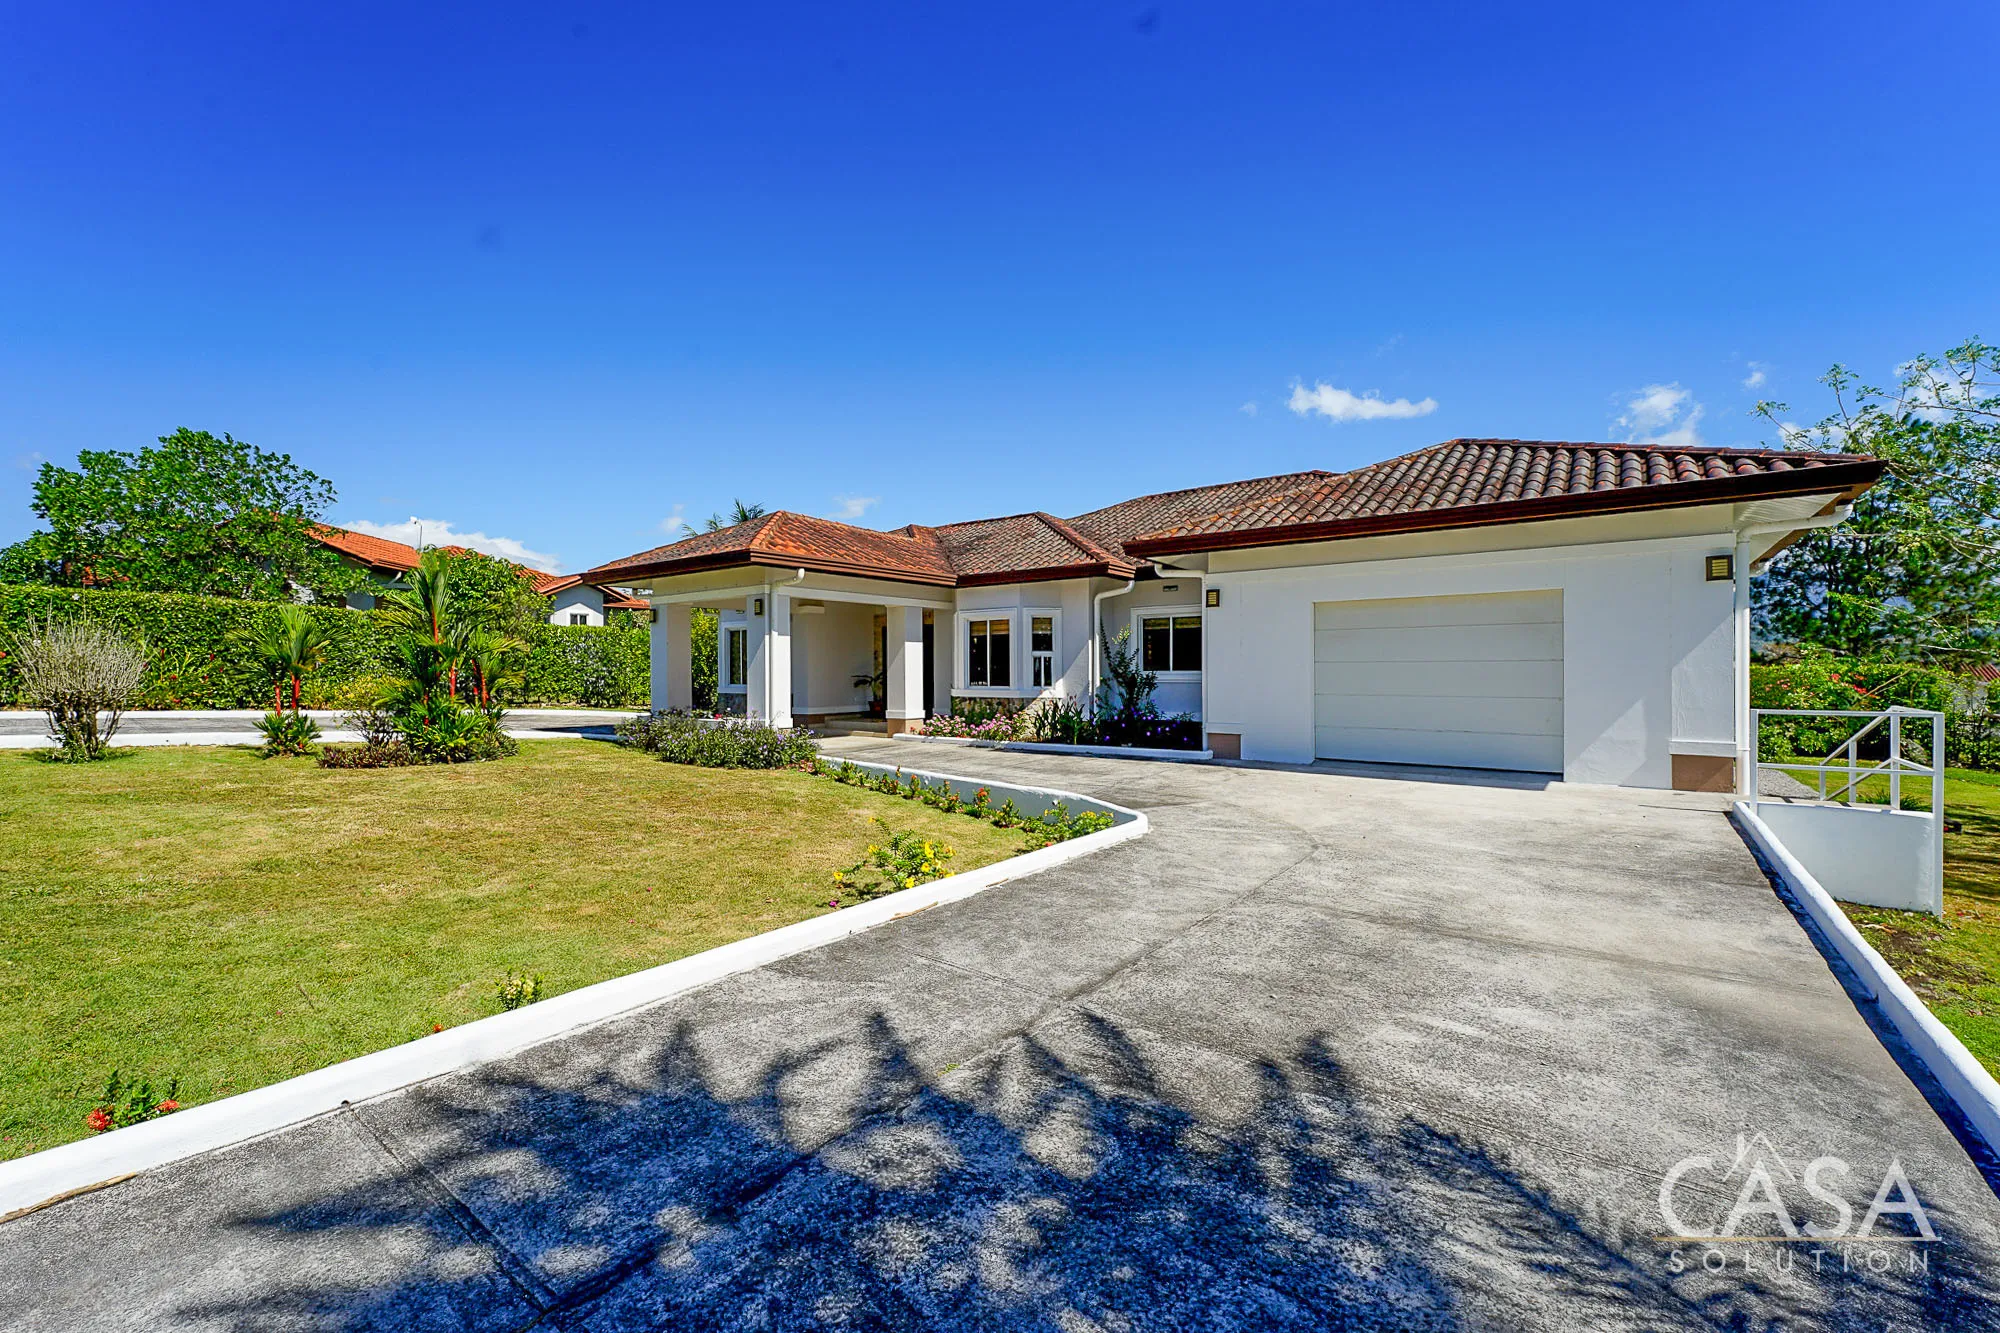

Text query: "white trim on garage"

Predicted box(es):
[1312, 589, 1564, 773]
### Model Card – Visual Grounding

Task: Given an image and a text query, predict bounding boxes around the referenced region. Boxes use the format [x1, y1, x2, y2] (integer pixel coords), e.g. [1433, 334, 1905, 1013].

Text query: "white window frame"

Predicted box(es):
[952, 608, 1063, 698]
[1131, 605, 1203, 682]
[720, 624, 749, 693]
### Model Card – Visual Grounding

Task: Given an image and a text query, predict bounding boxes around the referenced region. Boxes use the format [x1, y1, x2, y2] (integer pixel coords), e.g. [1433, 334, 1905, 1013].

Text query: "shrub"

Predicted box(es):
[831, 817, 955, 902]
[256, 709, 322, 757]
[1748, 654, 1978, 767]
[919, 698, 1030, 740]
[397, 702, 517, 764]
[496, 972, 544, 1011]
[616, 710, 817, 768]
[7, 616, 147, 759]
[85, 1071, 182, 1134]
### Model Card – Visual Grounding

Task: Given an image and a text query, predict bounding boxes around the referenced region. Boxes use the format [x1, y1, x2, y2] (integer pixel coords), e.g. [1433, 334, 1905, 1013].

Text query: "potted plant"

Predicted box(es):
[852, 668, 887, 717]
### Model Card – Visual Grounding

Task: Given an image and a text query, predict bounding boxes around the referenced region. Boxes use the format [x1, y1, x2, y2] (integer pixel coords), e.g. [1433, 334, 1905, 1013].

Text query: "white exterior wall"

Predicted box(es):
[790, 600, 877, 715]
[1203, 513, 1742, 787]
[549, 586, 607, 626]
[949, 579, 1095, 707]
[1097, 577, 1207, 719]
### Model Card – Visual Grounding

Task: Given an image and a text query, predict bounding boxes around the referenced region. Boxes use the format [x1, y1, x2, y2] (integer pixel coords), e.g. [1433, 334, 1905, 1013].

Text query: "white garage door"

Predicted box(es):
[1313, 590, 1563, 773]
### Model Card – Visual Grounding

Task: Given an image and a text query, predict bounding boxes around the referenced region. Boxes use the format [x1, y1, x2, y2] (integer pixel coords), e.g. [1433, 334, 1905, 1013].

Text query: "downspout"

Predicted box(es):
[1090, 577, 1136, 706]
[1733, 506, 1851, 796]
[763, 568, 806, 723]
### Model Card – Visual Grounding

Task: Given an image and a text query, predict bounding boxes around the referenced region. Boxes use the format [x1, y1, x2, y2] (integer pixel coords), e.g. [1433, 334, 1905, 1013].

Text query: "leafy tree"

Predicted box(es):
[691, 607, 719, 710]
[684, 500, 767, 536]
[1, 429, 363, 600]
[1754, 339, 2000, 662]
[430, 547, 549, 639]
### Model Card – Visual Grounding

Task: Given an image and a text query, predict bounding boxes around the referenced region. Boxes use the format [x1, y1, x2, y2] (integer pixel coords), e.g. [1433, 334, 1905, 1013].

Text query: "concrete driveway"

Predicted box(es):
[4, 742, 1998, 1330]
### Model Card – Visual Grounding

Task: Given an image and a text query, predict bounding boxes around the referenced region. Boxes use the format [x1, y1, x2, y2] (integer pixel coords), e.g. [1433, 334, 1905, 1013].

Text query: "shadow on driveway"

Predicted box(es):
[177, 1009, 1996, 1332]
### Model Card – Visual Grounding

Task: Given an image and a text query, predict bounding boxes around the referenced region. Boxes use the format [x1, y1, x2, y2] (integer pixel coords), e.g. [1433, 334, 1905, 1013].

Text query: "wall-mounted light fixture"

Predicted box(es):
[1705, 555, 1734, 582]
[753, 596, 766, 615]
[1205, 588, 1221, 607]
[648, 609, 659, 624]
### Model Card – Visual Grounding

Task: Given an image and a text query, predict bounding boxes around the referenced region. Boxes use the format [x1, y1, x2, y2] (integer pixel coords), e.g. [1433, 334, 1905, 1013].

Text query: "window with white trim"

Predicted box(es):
[1137, 609, 1202, 675]
[966, 616, 1011, 688]
[724, 626, 749, 688]
[569, 612, 588, 626]
[1030, 614, 1055, 688]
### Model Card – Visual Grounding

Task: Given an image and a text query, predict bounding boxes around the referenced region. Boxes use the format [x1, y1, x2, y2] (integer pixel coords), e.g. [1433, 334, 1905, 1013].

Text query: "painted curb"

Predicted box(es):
[0, 760, 1146, 1220]
[893, 733, 1212, 764]
[1735, 799, 2000, 1157]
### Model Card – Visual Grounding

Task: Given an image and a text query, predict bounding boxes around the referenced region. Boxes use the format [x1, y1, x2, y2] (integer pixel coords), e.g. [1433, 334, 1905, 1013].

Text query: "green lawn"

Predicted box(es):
[0, 742, 1029, 1159]
[1833, 767, 2000, 1078]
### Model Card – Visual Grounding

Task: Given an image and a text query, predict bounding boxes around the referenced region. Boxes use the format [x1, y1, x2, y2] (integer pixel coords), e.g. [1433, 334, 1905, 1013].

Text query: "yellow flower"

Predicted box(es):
[903, 876, 917, 889]
[867, 844, 878, 855]
[831, 871, 844, 884]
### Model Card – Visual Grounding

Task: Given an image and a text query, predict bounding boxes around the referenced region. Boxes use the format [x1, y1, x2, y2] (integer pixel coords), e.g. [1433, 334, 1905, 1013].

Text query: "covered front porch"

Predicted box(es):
[646, 570, 954, 734]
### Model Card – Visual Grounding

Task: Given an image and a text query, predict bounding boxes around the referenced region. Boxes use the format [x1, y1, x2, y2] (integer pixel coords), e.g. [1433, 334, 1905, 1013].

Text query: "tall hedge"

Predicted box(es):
[0, 583, 650, 710]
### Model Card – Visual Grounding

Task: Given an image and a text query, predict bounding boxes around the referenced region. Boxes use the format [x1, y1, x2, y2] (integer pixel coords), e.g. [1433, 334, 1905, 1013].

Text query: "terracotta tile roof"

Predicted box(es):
[580, 440, 1882, 586]
[1125, 440, 1884, 555]
[586, 511, 959, 586]
[1067, 470, 1335, 561]
[932, 512, 1138, 584]
[310, 524, 420, 572]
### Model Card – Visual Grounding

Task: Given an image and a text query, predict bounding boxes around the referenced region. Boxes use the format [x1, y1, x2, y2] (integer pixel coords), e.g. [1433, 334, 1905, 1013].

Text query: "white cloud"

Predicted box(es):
[344, 516, 563, 573]
[658, 504, 687, 535]
[1239, 401, 1258, 416]
[829, 494, 878, 522]
[1287, 382, 1439, 423]
[1742, 362, 1768, 390]
[1616, 382, 1706, 448]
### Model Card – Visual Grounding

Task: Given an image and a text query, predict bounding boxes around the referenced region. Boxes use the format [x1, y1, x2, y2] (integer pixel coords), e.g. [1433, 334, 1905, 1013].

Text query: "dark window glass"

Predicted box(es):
[968, 620, 990, 686]
[989, 618, 1011, 687]
[1141, 616, 1171, 671]
[727, 629, 747, 686]
[1031, 616, 1053, 653]
[1172, 616, 1202, 672]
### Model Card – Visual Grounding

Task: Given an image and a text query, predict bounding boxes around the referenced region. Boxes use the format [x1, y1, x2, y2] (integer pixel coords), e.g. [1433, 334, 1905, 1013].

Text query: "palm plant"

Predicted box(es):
[380, 551, 471, 699]
[233, 605, 330, 714]
[463, 629, 526, 710]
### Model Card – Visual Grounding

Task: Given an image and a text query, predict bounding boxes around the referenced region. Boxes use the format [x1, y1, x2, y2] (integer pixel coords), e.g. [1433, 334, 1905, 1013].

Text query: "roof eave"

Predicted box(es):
[578, 549, 959, 589]
[1123, 461, 1887, 557]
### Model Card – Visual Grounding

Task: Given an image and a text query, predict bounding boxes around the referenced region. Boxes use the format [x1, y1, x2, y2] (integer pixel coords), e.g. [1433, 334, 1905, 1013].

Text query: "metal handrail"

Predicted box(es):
[1749, 707, 1943, 813]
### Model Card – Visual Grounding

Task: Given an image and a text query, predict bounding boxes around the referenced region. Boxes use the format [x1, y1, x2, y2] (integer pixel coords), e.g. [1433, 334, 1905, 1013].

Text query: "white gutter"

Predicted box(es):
[1089, 577, 1136, 703]
[1733, 506, 1852, 795]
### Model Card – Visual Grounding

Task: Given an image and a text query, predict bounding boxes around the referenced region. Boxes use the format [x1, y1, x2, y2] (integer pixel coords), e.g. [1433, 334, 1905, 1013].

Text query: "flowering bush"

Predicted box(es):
[86, 1071, 182, 1134]
[831, 817, 954, 902]
[496, 971, 544, 1011]
[916, 698, 1031, 740]
[915, 693, 1201, 751]
[617, 709, 817, 768]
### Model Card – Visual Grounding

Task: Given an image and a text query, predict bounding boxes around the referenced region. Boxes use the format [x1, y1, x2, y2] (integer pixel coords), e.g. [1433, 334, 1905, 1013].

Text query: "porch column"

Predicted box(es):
[747, 589, 795, 727]
[649, 602, 693, 714]
[885, 603, 925, 734]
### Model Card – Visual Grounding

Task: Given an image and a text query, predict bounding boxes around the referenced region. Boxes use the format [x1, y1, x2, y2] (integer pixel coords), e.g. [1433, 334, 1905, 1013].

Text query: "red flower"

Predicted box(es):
[85, 1108, 113, 1133]
[155, 1099, 180, 1113]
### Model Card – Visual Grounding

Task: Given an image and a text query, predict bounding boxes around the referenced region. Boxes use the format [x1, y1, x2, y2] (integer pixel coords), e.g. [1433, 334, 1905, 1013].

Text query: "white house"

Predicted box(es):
[580, 439, 1882, 792]
[310, 526, 648, 624]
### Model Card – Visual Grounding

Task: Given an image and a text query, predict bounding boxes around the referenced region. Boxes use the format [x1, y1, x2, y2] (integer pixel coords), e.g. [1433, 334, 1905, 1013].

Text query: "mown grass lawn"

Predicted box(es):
[1830, 768, 2000, 1078]
[0, 742, 1029, 1159]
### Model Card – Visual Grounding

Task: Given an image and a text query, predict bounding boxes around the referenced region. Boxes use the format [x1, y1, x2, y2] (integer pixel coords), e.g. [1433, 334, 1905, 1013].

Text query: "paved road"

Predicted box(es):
[4, 743, 1997, 1329]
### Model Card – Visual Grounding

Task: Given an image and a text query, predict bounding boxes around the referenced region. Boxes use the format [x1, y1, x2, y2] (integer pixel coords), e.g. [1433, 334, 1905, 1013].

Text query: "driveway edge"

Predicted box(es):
[0, 761, 1146, 1222]
[1735, 799, 2000, 1166]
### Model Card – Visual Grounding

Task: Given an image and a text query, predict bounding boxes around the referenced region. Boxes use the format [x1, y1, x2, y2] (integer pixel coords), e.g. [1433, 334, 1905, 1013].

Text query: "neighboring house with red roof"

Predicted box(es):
[580, 439, 1883, 792]
[309, 525, 647, 625]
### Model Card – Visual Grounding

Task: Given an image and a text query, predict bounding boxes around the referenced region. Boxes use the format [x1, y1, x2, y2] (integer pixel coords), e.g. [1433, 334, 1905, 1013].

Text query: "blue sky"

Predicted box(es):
[2, 2, 1994, 573]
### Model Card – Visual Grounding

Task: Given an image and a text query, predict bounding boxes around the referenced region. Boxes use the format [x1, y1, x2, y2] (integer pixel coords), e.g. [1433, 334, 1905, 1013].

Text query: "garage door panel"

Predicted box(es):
[1314, 658, 1562, 700]
[1312, 590, 1563, 774]
[1313, 693, 1562, 736]
[1314, 622, 1561, 664]
[1313, 591, 1561, 631]
[1314, 725, 1564, 773]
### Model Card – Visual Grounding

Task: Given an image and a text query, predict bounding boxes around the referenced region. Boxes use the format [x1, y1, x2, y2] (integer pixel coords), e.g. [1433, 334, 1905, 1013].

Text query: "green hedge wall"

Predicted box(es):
[0, 584, 650, 710]
[1749, 655, 1997, 769]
